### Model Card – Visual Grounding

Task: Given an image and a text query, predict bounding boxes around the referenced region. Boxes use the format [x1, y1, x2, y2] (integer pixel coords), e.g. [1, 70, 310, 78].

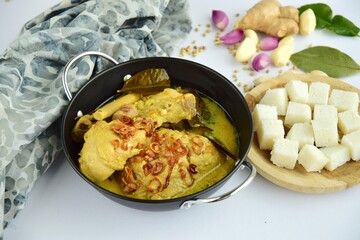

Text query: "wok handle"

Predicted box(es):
[62, 51, 119, 101]
[180, 160, 256, 209]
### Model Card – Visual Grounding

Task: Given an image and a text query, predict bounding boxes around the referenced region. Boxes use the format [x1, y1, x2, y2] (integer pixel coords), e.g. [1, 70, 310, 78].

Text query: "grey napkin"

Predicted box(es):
[0, 0, 191, 235]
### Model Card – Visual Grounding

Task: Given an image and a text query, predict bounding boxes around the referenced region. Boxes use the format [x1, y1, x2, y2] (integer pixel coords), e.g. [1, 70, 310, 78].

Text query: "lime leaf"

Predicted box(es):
[326, 15, 360, 36]
[290, 46, 360, 78]
[120, 68, 171, 95]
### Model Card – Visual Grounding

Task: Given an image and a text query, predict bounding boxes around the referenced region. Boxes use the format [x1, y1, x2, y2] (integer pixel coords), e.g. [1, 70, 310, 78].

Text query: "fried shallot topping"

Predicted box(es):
[115, 116, 207, 195]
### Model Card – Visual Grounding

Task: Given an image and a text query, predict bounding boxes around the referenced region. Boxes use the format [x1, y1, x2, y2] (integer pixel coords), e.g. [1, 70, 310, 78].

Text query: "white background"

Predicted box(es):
[1, 0, 360, 239]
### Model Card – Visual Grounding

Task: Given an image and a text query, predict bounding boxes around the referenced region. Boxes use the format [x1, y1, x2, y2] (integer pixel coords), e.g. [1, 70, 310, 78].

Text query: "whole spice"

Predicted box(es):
[215, 29, 244, 45]
[290, 46, 360, 77]
[212, 10, 229, 30]
[252, 53, 271, 71]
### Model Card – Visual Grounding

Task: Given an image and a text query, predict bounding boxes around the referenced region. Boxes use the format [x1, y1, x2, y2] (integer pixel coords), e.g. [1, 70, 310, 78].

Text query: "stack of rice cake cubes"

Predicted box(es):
[254, 80, 360, 172]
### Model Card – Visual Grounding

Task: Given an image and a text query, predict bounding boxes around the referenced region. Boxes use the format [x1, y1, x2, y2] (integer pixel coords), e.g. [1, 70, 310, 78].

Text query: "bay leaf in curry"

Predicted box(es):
[120, 68, 171, 95]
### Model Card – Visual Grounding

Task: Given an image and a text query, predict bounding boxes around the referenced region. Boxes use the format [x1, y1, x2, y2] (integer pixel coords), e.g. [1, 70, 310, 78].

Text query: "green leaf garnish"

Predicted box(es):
[120, 68, 170, 95]
[326, 15, 360, 37]
[290, 46, 360, 78]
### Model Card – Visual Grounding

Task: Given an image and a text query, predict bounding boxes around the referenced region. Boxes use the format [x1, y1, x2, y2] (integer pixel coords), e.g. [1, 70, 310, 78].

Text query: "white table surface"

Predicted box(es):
[1, 0, 360, 239]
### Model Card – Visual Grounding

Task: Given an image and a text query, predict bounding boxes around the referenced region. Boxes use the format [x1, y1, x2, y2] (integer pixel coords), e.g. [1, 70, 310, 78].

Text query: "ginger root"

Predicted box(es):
[237, 0, 299, 38]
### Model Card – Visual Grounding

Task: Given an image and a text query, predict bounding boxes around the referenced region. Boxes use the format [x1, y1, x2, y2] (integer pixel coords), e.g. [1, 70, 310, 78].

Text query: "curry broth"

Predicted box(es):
[97, 94, 239, 199]
[200, 97, 239, 155]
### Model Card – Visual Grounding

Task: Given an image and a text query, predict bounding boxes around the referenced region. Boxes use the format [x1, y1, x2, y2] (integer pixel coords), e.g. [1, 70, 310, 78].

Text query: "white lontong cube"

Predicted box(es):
[311, 120, 338, 147]
[308, 82, 330, 107]
[284, 101, 312, 126]
[270, 138, 299, 169]
[285, 80, 309, 104]
[320, 145, 351, 171]
[338, 110, 360, 135]
[286, 122, 314, 150]
[328, 89, 359, 112]
[341, 129, 360, 161]
[259, 88, 289, 116]
[298, 144, 329, 172]
[257, 119, 285, 150]
[313, 104, 338, 124]
[252, 104, 278, 132]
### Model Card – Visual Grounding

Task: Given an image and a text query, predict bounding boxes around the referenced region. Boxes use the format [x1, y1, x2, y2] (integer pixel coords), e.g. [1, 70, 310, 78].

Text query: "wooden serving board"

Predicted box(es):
[245, 71, 360, 193]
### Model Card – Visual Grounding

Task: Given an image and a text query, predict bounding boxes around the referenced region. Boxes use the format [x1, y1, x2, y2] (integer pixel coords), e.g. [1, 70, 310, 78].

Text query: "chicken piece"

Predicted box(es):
[79, 119, 149, 182]
[113, 88, 197, 127]
[79, 89, 197, 183]
[119, 128, 227, 200]
[112, 104, 139, 120]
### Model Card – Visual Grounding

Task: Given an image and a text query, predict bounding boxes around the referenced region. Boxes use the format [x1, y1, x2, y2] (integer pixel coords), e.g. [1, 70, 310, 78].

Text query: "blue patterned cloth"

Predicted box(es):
[0, 0, 191, 235]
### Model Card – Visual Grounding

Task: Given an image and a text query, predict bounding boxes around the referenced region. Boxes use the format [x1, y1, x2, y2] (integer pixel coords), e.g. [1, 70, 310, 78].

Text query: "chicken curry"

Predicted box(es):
[72, 69, 238, 200]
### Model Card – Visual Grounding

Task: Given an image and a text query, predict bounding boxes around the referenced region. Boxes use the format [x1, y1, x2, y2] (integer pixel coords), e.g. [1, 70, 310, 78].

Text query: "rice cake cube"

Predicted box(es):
[328, 89, 359, 112]
[298, 144, 329, 172]
[320, 145, 351, 171]
[257, 119, 285, 150]
[270, 138, 299, 169]
[259, 88, 288, 116]
[312, 120, 338, 147]
[308, 82, 330, 107]
[284, 101, 311, 126]
[341, 129, 360, 161]
[338, 110, 360, 135]
[286, 122, 314, 150]
[313, 104, 338, 124]
[285, 80, 308, 104]
[252, 104, 278, 132]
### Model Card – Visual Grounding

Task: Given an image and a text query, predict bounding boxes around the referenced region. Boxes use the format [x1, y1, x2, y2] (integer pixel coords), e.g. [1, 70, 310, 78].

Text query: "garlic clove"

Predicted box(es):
[212, 10, 229, 30]
[244, 29, 259, 44]
[299, 9, 316, 35]
[252, 53, 271, 71]
[216, 29, 244, 45]
[259, 36, 279, 51]
[271, 44, 293, 67]
[278, 35, 294, 47]
[235, 37, 257, 62]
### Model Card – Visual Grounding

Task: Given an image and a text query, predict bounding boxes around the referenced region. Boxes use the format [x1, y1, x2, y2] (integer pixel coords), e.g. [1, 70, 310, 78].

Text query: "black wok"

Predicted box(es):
[61, 51, 255, 210]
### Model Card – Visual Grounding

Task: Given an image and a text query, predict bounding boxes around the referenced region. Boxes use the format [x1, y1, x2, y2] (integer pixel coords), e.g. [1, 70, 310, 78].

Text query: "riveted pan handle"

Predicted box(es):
[62, 51, 119, 101]
[180, 160, 256, 209]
